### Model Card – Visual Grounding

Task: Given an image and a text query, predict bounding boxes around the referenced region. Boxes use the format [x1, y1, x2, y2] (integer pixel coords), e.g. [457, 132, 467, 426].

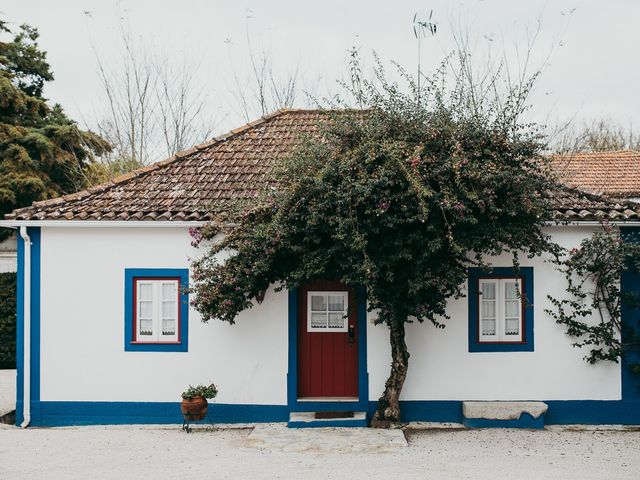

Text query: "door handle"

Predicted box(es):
[348, 324, 355, 344]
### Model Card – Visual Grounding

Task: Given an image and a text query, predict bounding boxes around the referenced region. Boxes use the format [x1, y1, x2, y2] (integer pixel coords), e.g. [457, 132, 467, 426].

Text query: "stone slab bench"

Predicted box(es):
[462, 401, 548, 429]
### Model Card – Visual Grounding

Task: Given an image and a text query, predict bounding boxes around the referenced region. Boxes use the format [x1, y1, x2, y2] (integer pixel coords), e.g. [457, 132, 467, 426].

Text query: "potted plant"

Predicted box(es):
[181, 383, 218, 421]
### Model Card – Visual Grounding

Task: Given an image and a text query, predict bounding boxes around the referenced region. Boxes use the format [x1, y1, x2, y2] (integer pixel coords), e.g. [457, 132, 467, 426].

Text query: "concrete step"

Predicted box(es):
[288, 411, 367, 428]
[463, 401, 548, 429]
[0, 409, 15, 425]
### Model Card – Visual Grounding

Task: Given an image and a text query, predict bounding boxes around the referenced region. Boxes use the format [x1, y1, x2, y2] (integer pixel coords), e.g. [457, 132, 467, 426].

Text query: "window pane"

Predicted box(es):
[139, 301, 153, 318]
[504, 300, 519, 318]
[139, 283, 153, 301]
[504, 282, 518, 300]
[481, 318, 496, 335]
[311, 295, 327, 311]
[481, 300, 495, 318]
[310, 313, 327, 328]
[481, 282, 496, 300]
[328, 312, 345, 329]
[139, 318, 153, 336]
[162, 282, 177, 300]
[505, 318, 520, 335]
[162, 318, 176, 336]
[162, 301, 176, 318]
[328, 295, 345, 311]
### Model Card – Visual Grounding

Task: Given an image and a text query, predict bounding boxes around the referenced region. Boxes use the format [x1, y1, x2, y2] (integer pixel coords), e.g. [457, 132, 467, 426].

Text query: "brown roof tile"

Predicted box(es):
[5, 110, 640, 223]
[552, 150, 640, 198]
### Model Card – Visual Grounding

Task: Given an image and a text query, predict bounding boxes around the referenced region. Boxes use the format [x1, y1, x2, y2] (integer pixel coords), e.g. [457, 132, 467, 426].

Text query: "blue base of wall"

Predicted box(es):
[24, 402, 288, 427]
[463, 412, 545, 429]
[380, 400, 640, 425]
[16, 399, 640, 427]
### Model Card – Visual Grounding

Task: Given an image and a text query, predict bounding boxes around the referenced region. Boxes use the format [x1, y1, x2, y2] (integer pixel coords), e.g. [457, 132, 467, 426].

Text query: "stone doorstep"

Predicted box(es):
[288, 411, 367, 428]
[463, 401, 549, 421]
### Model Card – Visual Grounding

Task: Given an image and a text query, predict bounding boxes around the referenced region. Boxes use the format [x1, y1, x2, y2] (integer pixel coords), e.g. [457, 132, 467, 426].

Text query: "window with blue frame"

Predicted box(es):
[468, 267, 534, 352]
[124, 268, 189, 352]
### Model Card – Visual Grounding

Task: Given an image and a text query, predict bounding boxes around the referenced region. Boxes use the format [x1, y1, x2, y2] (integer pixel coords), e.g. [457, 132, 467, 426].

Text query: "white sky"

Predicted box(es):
[3, 0, 640, 141]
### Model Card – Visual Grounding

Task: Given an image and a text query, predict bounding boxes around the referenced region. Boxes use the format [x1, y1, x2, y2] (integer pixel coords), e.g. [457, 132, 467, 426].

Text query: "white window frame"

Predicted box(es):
[134, 278, 180, 343]
[307, 291, 349, 332]
[478, 277, 523, 343]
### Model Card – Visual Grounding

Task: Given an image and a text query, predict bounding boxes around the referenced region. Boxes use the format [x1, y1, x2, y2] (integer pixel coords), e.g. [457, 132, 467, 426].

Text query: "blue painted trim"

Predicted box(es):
[367, 400, 640, 425]
[26, 399, 640, 426]
[468, 266, 534, 352]
[124, 268, 189, 352]
[287, 287, 369, 412]
[620, 227, 640, 401]
[29, 401, 288, 426]
[463, 412, 544, 429]
[15, 227, 41, 426]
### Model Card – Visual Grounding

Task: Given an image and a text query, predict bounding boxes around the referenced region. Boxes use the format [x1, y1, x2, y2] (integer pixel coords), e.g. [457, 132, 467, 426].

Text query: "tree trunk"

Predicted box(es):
[373, 319, 410, 424]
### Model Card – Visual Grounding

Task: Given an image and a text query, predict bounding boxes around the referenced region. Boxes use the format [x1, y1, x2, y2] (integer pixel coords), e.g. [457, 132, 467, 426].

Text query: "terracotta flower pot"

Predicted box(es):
[181, 396, 208, 421]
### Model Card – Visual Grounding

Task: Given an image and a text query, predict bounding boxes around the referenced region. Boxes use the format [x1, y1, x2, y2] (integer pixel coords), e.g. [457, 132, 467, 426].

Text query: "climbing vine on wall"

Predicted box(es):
[547, 225, 640, 370]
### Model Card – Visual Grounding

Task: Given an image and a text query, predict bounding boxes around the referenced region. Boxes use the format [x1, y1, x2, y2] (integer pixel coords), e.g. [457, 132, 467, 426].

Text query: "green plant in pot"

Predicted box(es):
[181, 383, 218, 421]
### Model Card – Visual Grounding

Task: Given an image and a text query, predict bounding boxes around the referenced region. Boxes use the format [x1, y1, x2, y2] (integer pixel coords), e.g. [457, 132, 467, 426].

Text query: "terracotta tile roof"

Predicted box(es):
[552, 150, 640, 198]
[5, 109, 640, 223]
[6, 110, 327, 222]
[550, 187, 640, 222]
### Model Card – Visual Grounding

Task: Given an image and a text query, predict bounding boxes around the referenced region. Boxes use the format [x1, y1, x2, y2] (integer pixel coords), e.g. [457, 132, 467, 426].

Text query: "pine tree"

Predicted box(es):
[0, 19, 109, 236]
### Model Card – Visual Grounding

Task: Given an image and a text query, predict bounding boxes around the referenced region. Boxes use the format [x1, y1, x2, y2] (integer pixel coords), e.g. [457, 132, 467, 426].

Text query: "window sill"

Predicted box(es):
[469, 341, 534, 353]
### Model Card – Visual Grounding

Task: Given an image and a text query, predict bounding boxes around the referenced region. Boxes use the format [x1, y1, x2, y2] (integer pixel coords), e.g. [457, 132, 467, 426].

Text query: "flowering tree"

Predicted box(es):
[190, 58, 559, 423]
[547, 226, 640, 370]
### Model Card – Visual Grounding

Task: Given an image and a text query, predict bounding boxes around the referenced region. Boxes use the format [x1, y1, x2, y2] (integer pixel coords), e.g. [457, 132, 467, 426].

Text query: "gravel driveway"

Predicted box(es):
[0, 423, 638, 480]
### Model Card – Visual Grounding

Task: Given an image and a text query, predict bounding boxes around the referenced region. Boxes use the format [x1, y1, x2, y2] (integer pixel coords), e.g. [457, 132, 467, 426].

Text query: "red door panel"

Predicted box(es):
[298, 280, 358, 399]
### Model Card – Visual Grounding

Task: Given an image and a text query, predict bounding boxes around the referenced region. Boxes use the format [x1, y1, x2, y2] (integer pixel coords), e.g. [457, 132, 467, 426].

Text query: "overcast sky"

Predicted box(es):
[3, 0, 639, 144]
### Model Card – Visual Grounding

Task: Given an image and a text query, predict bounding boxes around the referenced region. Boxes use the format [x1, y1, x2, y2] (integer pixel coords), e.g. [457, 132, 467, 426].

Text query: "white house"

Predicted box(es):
[2, 110, 640, 428]
[0, 233, 17, 273]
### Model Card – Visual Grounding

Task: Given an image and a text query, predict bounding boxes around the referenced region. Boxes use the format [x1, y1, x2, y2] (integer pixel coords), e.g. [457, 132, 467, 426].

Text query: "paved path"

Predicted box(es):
[0, 370, 15, 416]
[1, 423, 639, 479]
[247, 424, 407, 452]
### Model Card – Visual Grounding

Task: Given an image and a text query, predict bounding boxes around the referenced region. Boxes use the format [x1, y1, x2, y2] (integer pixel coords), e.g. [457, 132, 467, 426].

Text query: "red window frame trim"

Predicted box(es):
[132, 276, 182, 345]
[476, 275, 527, 345]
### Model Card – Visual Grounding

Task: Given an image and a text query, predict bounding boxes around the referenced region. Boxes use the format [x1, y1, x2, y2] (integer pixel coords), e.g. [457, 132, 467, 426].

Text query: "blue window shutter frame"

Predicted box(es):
[124, 268, 189, 352]
[468, 266, 534, 352]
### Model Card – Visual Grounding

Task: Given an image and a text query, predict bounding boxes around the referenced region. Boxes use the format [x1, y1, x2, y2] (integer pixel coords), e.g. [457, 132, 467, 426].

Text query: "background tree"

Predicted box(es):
[553, 119, 640, 153]
[226, 19, 300, 123]
[190, 54, 558, 423]
[0, 18, 109, 236]
[90, 29, 218, 181]
[0, 272, 16, 368]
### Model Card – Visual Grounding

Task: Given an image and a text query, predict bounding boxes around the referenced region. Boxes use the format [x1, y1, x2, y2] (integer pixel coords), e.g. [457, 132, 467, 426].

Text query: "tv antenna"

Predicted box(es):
[413, 11, 437, 105]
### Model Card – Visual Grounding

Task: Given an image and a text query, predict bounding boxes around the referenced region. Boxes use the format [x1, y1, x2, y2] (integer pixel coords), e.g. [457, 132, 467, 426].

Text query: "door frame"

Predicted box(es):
[287, 287, 369, 412]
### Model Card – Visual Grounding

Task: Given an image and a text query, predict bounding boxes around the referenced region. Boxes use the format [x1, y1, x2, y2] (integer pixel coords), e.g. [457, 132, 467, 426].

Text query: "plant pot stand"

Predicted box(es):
[181, 397, 208, 433]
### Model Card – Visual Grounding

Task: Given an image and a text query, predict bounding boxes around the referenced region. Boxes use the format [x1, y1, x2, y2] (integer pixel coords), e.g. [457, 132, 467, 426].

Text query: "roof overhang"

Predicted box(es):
[4, 219, 640, 229]
[0, 220, 208, 228]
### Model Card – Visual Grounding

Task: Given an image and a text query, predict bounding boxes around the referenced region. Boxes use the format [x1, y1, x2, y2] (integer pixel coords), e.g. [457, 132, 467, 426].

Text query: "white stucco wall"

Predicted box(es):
[0, 233, 17, 273]
[38, 225, 621, 405]
[367, 226, 621, 401]
[39, 227, 288, 404]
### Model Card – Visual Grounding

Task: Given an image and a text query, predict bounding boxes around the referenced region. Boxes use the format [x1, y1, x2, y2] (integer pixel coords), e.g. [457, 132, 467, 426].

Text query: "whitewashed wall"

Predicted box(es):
[0, 233, 17, 273]
[38, 225, 621, 405]
[39, 227, 288, 404]
[367, 226, 621, 401]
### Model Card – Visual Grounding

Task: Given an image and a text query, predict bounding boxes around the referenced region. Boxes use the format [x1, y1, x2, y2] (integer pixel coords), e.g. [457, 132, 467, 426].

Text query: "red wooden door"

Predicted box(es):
[298, 280, 359, 399]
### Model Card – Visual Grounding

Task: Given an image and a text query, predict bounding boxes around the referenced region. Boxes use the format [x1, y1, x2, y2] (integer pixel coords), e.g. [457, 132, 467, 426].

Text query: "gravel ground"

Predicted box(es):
[0, 423, 638, 480]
